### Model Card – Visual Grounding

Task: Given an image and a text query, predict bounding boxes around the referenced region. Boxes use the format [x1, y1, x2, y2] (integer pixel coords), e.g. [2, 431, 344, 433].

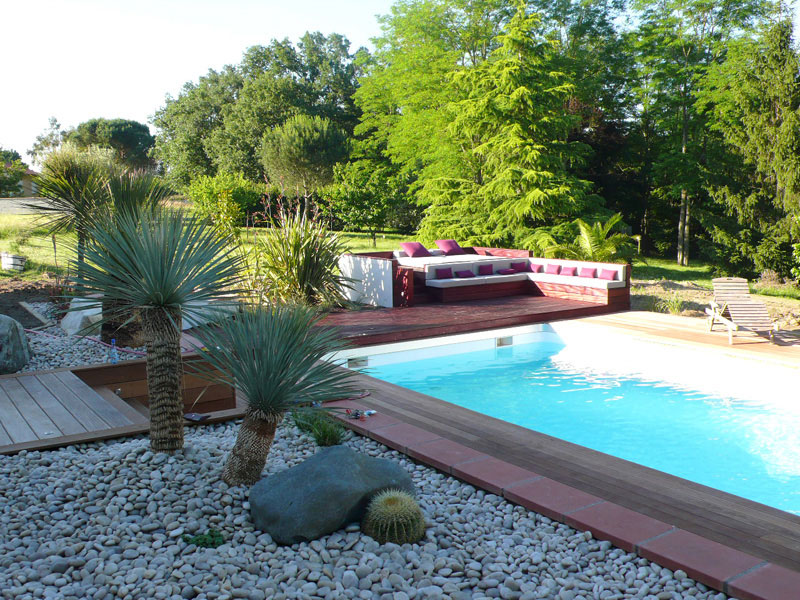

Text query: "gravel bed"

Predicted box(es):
[0, 421, 732, 600]
[21, 302, 145, 372]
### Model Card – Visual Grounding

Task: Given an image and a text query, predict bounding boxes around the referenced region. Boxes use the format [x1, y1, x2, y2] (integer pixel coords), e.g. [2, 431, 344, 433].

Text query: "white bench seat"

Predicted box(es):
[425, 273, 527, 288]
[528, 273, 627, 289]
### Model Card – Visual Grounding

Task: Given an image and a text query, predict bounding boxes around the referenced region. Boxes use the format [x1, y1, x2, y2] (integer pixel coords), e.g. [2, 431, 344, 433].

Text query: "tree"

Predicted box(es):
[261, 115, 350, 192]
[34, 143, 119, 264]
[73, 210, 242, 452]
[192, 304, 357, 485]
[326, 161, 398, 246]
[153, 33, 362, 185]
[28, 117, 66, 164]
[417, 4, 597, 246]
[697, 17, 800, 276]
[0, 148, 26, 197]
[67, 118, 155, 169]
[632, 0, 768, 265]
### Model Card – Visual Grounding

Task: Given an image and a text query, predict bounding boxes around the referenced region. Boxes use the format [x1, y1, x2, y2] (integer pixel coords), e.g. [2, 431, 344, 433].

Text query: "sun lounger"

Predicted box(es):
[705, 277, 776, 344]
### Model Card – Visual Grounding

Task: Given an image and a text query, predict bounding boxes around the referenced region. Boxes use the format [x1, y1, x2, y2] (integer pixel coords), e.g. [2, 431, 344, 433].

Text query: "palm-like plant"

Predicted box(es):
[72, 210, 242, 452]
[32, 143, 118, 264]
[192, 304, 358, 486]
[530, 213, 636, 263]
[249, 206, 351, 306]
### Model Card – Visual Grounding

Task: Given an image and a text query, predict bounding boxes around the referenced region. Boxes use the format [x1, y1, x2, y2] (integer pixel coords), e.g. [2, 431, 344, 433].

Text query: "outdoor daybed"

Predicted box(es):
[339, 240, 630, 311]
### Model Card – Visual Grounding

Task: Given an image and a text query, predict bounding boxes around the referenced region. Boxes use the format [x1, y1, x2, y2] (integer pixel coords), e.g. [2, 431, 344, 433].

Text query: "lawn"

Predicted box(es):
[0, 214, 409, 280]
[631, 257, 715, 288]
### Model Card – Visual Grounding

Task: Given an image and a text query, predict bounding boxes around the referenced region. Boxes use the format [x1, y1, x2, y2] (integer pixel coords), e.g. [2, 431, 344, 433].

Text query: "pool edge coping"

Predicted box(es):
[328, 399, 800, 600]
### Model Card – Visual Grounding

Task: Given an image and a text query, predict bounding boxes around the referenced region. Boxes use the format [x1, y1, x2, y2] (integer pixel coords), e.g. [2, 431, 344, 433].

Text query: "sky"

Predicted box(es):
[0, 0, 395, 165]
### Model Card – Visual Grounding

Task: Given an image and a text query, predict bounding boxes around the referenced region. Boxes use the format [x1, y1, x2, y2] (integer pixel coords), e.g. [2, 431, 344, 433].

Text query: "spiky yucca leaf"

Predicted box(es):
[71, 209, 243, 328]
[192, 303, 357, 420]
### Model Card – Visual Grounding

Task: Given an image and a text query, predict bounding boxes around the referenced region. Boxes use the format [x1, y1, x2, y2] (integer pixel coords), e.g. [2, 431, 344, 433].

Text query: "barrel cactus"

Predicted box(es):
[362, 489, 426, 544]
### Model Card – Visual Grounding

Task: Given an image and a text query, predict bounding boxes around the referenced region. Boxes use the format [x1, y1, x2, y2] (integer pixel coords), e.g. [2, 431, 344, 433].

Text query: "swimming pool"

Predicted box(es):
[336, 323, 800, 514]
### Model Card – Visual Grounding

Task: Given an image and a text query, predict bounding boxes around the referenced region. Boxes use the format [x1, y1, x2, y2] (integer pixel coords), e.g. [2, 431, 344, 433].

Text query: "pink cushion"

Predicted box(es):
[529, 263, 543, 273]
[599, 268, 618, 281]
[455, 270, 475, 278]
[510, 261, 530, 273]
[561, 266, 577, 276]
[496, 268, 516, 275]
[435, 239, 465, 256]
[579, 267, 596, 278]
[435, 267, 452, 279]
[400, 242, 431, 258]
[545, 264, 561, 275]
[477, 264, 494, 276]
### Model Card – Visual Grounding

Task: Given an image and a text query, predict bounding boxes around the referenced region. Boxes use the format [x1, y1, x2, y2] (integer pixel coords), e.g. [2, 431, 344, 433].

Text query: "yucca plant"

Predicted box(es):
[31, 143, 118, 264]
[248, 206, 351, 306]
[91, 171, 174, 344]
[71, 209, 242, 452]
[192, 303, 358, 486]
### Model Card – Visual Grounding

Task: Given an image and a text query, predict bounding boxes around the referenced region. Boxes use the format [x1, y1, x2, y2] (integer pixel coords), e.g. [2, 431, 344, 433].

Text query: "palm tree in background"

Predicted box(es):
[72, 209, 242, 452]
[532, 213, 636, 263]
[193, 303, 358, 486]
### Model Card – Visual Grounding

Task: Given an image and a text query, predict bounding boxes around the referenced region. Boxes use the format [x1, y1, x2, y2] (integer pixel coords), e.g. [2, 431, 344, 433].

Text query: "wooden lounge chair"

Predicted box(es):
[705, 277, 777, 344]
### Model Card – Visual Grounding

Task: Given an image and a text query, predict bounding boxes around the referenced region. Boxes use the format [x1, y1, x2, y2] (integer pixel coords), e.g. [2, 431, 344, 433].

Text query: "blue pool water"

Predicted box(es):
[364, 336, 800, 513]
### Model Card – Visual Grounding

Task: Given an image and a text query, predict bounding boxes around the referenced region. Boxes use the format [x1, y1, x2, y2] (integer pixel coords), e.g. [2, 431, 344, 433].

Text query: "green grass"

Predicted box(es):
[632, 257, 715, 288]
[0, 214, 410, 280]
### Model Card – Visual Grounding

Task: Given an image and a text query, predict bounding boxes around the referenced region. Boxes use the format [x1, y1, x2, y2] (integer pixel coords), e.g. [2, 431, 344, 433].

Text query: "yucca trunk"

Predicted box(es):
[222, 411, 281, 486]
[141, 307, 184, 452]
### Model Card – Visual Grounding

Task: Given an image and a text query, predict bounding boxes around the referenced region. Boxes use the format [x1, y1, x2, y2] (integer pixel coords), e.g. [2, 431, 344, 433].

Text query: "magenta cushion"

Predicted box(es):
[477, 264, 494, 276]
[510, 261, 530, 273]
[579, 267, 597, 278]
[435, 267, 453, 279]
[435, 239, 466, 256]
[496, 268, 516, 275]
[561, 266, 577, 276]
[455, 270, 475, 278]
[400, 242, 431, 258]
[545, 264, 561, 275]
[529, 263, 543, 273]
[599, 268, 618, 281]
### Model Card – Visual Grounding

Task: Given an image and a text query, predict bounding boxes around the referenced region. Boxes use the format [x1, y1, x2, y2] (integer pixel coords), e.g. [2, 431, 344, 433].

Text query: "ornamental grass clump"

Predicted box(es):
[248, 204, 351, 306]
[362, 489, 426, 545]
[192, 303, 358, 486]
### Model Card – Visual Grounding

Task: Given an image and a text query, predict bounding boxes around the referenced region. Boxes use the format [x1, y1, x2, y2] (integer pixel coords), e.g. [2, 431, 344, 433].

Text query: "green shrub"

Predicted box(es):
[362, 489, 426, 545]
[186, 172, 265, 228]
[247, 205, 350, 306]
[293, 411, 346, 446]
[182, 528, 224, 548]
[656, 293, 684, 315]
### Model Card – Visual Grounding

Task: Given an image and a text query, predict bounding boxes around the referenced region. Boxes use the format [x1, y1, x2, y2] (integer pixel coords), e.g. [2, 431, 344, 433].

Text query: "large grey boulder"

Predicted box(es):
[60, 297, 101, 336]
[0, 314, 30, 374]
[249, 445, 414, 545]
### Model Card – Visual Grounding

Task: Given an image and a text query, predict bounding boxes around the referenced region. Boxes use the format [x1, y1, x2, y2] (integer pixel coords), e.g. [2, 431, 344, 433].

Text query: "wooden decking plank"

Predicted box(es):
[0, 421, 12, 446]
[91, 386, 149, 424]
[0, 384, 35, 443]
[17, 375, 86, 435]
[36, 372, 112, 431]
[53, 372, 133, 427]
[0, 378, 62, 439]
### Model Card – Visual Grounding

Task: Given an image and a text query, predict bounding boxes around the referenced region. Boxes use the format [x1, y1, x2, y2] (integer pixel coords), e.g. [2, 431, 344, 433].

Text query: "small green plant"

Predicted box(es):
[362, 489, 426, 545]
[182, 528, 224, 548]
[293, 411, 346, 446]
[656, 293, 684, 315]
[310, 414, 345, 446]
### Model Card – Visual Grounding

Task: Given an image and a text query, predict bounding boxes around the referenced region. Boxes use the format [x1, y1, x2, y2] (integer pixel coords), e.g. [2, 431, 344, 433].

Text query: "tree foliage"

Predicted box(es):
[67, 118, 155, 169]
[153, 32, 362, 186]
[0, 148, 26, 197]
[261, 115, 349, 192]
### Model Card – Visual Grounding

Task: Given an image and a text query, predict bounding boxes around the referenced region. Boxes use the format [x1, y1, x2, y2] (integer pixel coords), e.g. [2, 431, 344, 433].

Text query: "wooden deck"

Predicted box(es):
[0, 366, 245, 455]
[334, 311, 800, 573]
[322, 294, 619, 346]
